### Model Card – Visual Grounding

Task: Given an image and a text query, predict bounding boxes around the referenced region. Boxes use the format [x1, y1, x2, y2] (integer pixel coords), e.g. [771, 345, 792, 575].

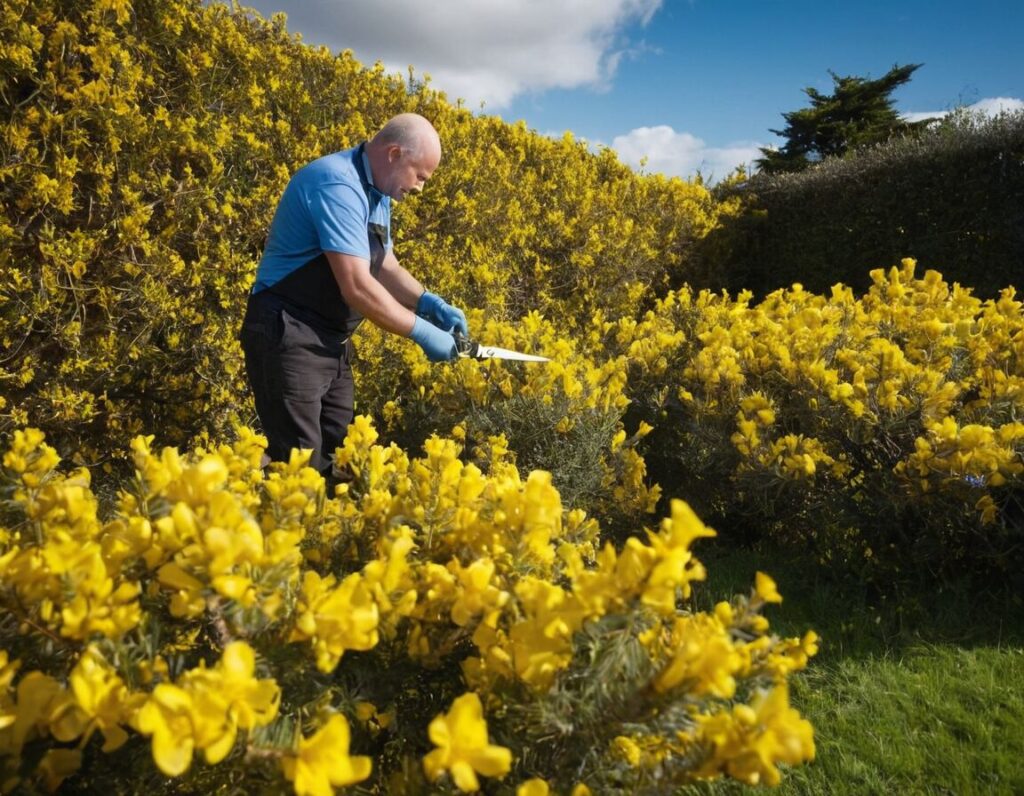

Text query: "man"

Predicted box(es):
[240, 113, 468, 484]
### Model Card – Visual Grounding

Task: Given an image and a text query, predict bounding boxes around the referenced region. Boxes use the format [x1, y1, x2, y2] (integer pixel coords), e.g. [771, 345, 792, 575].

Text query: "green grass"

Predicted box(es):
[677, 544, 1024, 796]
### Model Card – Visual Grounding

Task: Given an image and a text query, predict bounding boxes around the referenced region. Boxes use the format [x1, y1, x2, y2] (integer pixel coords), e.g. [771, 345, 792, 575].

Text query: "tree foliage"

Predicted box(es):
[757, 63, 931, 173]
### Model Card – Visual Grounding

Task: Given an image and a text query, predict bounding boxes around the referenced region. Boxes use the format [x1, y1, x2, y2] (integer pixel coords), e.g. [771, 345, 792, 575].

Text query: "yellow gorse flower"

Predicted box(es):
[694, 684, 815, 786]
[422, 692, 512, 792]
[517, 778, 551, 796]
[754, 572, 783, 605]
[49, 646, 142, 752]
[290, 571, 381, 673]
[134, 642, 279, 776]
[282, 714, 372, 796]
[133, 684, 195, 777]
[653, 614, 743, 697]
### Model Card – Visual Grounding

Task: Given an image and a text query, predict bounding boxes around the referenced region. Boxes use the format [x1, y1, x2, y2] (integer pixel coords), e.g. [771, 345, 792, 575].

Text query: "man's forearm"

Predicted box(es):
[376, 249, 425, 309]
[326, 250, 416, 335]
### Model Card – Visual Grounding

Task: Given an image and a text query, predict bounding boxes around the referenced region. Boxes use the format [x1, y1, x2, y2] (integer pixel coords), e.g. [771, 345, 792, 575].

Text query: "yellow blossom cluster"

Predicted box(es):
[899, 418, 1024, 491]
[691, 684, 816, 786]
[422, 692, 512, 791]
[0, 422, 815, 793]
[282, 714, 372, 796]
[0, 430, 141, 641]
[134, 642, 280, 776]
[356, 309, 661, 532]
[591, 260, 1022, 576]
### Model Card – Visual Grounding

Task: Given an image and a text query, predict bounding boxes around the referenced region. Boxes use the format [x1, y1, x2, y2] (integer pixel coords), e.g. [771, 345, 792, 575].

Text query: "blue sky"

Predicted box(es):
[235, 0, 1023, 181]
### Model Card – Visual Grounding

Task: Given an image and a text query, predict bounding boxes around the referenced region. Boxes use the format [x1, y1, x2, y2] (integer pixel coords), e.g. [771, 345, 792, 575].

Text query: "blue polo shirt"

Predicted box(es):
[253, 144, 391, 293]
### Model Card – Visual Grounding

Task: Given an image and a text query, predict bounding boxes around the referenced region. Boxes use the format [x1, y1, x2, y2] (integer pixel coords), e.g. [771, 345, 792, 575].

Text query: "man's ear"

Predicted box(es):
[387, 144, 402, 163]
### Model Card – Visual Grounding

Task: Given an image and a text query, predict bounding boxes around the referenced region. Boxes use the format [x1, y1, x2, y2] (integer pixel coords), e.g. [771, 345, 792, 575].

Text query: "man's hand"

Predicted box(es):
[416, 291, 469, 337]
[409, 316, 458, 362]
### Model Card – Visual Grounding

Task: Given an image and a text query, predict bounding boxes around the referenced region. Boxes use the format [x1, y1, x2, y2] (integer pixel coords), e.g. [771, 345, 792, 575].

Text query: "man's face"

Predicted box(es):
[380, 144, 440, 202]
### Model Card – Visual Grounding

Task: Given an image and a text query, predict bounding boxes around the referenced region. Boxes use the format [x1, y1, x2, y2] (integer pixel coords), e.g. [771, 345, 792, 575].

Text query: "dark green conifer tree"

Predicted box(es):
[757, 63, 932, 173]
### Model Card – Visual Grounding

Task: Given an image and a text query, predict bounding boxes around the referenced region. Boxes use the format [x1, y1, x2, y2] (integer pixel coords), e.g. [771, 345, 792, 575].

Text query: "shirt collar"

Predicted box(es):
[360, 144, 376, 188]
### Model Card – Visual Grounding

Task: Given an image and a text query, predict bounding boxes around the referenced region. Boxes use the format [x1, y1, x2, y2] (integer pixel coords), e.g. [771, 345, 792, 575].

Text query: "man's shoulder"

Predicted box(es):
[298, 147, 361, 186]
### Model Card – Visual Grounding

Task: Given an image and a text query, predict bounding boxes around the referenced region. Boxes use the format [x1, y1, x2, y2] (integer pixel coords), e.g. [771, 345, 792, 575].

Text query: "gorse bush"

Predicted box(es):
[357, 256, 1023, 583]
[614, 261, 1024, 585]
[2, 0, 382, 460]
[0, 0, 726, 471]
[0, 424, 816, 794]
[358, 310, 660, 533]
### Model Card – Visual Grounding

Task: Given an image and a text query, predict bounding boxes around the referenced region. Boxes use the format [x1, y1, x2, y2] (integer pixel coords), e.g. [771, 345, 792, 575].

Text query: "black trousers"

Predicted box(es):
[240, 292, 354, 480]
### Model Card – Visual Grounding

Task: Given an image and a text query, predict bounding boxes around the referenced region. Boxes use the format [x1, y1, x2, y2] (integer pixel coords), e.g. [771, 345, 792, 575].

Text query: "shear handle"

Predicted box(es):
[453, 332, 479, 358]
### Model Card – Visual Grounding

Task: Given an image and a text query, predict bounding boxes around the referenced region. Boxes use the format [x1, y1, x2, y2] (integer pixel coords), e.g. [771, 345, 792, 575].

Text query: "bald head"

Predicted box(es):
[366, 113, 442, 202]
[371, 113, 441, 162]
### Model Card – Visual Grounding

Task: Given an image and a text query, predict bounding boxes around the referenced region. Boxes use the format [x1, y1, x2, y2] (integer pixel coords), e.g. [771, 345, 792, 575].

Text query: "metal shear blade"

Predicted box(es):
[473, 344, 550, 362]
[455, 334, 550, 362]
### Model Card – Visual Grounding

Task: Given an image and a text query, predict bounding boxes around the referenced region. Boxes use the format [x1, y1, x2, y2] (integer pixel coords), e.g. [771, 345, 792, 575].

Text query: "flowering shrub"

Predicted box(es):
[0, 0, 725, 473]
[610, 260, 1024, 581]
[0, 423, 816, 793]
[356, 309, 660, 535]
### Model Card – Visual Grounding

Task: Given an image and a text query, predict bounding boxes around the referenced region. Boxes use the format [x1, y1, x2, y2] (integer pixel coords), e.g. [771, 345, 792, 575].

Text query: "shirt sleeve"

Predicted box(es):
[308, 181, 371, 259]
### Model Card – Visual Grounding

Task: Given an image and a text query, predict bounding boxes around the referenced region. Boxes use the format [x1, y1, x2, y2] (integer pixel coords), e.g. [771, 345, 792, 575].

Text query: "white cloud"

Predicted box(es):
[969, 96, 1024, 115]
[238, 0, 662, 109]
[903, 96, 1024, 123]
[610, 125, 764, 182]
[901, 110, 943, 123]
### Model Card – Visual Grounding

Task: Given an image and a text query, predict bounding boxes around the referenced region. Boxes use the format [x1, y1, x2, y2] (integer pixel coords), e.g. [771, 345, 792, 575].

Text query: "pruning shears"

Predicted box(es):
[454, 333, 550, 362]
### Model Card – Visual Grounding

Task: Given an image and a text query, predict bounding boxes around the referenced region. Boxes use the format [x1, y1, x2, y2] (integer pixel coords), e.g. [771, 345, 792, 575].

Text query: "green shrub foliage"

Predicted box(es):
[697, 110, 1024, 298]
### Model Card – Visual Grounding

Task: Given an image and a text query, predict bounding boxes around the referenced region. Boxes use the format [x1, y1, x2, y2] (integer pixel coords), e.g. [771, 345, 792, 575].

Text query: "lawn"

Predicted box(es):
[679, 544, 1024, 795]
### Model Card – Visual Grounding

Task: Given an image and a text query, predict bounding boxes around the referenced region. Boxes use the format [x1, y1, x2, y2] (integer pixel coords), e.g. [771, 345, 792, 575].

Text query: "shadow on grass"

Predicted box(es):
[689, 541, 1024, 662]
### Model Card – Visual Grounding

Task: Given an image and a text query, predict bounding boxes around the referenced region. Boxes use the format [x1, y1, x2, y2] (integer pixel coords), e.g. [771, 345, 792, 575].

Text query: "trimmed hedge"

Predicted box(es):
[695, 110, 1024, 298]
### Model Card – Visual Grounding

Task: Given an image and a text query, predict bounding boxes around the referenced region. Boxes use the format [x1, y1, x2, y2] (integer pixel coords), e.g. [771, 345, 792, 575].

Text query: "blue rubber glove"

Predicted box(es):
[416, 291, 469, 337]
[409, 316, 458, 362]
